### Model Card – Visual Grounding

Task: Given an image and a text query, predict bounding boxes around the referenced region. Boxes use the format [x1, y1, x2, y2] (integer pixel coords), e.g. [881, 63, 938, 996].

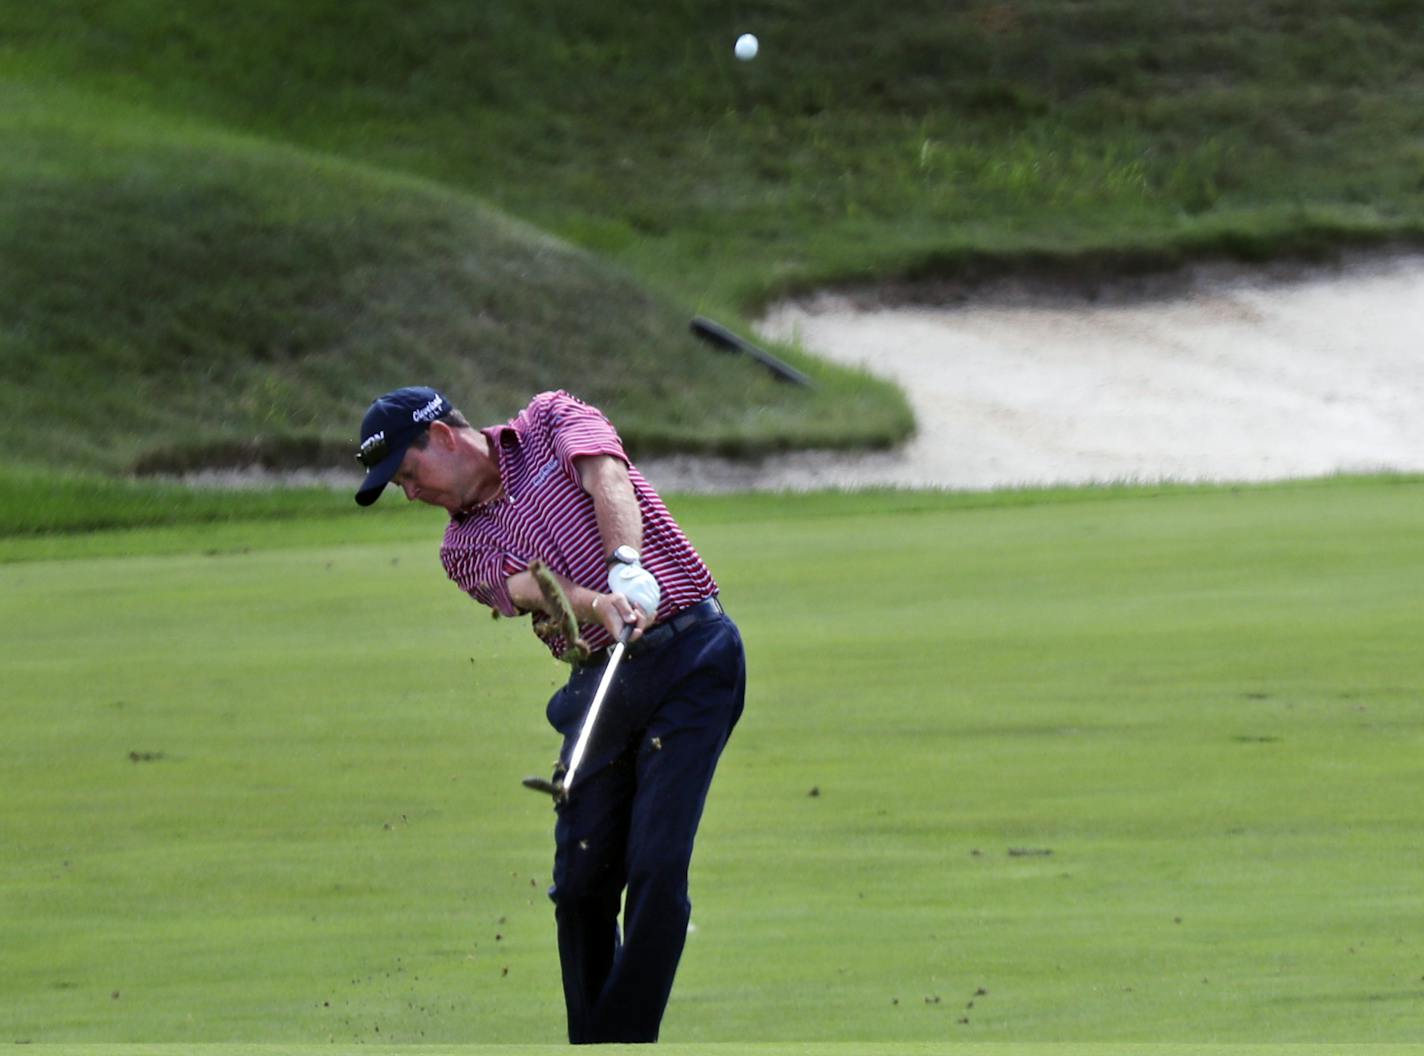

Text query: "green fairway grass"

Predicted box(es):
[3, 479, 1422, 1046]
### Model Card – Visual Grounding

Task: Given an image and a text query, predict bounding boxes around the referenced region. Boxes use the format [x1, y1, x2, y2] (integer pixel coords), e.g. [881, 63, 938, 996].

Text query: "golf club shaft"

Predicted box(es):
[562, 622, 635, 793]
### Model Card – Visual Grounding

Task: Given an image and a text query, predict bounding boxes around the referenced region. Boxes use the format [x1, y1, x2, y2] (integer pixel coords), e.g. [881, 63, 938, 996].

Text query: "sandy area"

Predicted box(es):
[639, 253, 1424, 492]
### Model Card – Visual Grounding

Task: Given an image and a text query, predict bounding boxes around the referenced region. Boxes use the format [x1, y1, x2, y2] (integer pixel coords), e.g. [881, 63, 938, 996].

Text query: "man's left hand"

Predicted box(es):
[608, 562, 661, 620]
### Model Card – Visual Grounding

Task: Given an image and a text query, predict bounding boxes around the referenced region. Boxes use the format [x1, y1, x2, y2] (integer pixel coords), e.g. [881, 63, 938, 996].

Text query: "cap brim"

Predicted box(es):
[354, 440, 412, 506]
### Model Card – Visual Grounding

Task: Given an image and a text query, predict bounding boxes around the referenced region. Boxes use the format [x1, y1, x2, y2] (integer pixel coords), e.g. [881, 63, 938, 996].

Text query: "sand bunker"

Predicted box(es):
[640, 253, 1424, 492]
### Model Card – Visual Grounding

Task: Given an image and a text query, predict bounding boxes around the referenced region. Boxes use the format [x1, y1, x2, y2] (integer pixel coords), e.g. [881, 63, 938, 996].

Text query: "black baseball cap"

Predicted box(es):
[354, 386, 453, 506]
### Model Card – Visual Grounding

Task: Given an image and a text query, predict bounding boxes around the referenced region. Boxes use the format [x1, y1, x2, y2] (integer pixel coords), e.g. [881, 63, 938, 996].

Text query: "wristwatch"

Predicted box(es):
[606, 545, 641, 568]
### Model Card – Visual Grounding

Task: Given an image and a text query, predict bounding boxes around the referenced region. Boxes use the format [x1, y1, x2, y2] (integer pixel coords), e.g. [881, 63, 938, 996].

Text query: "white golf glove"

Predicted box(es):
[608, 561, 661, 619]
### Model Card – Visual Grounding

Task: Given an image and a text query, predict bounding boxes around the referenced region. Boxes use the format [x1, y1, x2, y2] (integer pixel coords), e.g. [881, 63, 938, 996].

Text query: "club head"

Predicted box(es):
[522, 775, 565, 800]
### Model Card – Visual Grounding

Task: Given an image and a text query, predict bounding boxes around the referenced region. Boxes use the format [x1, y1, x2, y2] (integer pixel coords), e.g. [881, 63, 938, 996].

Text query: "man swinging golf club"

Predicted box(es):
[354, 387, 746, 1044]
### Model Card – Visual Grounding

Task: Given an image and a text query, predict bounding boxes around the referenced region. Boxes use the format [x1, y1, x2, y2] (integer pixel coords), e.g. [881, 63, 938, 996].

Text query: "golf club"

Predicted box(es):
[524, 621, 636, 801]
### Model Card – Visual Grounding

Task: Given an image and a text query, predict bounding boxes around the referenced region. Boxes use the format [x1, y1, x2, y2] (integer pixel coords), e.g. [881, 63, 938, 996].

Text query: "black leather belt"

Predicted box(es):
[578, 596, 725, 666]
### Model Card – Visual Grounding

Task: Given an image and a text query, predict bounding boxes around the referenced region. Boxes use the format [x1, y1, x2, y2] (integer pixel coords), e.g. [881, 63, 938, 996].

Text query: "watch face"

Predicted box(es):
[612, 545, 640, 565]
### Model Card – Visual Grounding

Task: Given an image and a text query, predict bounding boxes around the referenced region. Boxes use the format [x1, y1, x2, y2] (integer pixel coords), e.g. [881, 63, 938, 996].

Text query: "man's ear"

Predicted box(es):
[429, 420, 458, 450]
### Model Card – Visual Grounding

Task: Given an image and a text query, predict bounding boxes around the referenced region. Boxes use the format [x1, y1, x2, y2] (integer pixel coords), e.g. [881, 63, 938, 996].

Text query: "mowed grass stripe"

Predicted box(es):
[2, 481, 1422, 1044]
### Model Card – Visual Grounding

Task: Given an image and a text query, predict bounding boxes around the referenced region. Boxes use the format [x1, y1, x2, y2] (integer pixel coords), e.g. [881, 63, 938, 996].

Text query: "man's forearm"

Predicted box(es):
[507, 567, 600, 624]
[507, 564, 645, 639]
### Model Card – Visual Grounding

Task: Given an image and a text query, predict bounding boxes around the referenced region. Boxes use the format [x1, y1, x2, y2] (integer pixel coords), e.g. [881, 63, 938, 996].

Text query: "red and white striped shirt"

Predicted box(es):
[441, 391, 717, 656]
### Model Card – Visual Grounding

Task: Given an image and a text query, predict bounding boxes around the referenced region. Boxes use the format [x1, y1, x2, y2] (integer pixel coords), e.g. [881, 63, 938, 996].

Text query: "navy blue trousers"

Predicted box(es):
[544, 611, 745, 1044]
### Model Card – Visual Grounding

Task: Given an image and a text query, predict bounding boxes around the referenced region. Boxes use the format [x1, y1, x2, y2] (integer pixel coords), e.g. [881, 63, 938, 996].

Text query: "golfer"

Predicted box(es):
[354, 386, 746, 1044]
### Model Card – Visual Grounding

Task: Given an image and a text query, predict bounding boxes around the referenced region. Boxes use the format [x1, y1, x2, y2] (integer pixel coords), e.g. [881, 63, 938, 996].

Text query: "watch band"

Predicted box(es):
[606, 545, 640, 568]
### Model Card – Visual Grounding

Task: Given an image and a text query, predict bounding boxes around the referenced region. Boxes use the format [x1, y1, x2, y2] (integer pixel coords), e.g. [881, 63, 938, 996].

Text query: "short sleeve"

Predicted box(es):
[543, 391, 629, 483]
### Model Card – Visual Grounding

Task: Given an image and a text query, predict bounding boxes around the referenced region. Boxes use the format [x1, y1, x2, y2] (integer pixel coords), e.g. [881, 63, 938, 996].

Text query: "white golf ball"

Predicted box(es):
[735, 33, 758, 61]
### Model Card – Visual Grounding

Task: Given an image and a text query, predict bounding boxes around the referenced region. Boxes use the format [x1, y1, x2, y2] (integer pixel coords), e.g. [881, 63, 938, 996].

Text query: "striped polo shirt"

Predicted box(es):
[441, 391, 717, 657]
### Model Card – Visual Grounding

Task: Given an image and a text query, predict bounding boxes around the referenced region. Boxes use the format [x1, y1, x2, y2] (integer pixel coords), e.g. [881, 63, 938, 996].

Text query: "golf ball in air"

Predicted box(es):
[735, 33, 758, 61]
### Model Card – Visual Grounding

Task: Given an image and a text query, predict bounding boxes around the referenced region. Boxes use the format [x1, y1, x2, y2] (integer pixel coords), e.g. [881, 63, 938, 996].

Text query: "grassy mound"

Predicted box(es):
[0, 86, 911, 477]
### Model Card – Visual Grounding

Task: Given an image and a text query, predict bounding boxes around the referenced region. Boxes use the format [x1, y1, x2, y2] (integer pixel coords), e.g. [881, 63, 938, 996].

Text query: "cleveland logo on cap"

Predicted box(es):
[413, 396, 446, 423]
